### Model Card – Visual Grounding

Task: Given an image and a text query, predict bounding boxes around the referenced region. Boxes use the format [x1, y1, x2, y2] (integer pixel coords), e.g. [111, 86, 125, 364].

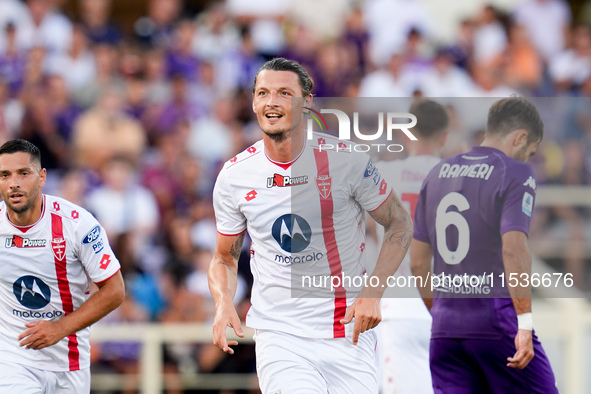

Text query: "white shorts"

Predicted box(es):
[379, 318, 433, 394]
[254, 329, 378, 394]
[0, 360, 90, 394]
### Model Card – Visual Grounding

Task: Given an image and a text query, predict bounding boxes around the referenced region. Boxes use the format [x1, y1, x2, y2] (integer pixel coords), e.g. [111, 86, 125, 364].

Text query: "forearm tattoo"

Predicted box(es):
[372, 195, 413, 249]
[230, 231, 246, 261]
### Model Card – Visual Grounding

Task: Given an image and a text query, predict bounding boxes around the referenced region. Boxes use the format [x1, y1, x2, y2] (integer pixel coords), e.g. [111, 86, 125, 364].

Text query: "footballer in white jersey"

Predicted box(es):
[0, 139, 124, 393]
[214, 132, 392, 339]
[0, 195, 121, 372]
[210, 58, 413, 394]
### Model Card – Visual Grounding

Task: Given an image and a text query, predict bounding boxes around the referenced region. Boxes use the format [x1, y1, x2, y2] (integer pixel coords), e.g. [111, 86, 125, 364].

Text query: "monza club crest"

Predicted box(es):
[316, 175, 332, 199]
[51, 237, 67, 261]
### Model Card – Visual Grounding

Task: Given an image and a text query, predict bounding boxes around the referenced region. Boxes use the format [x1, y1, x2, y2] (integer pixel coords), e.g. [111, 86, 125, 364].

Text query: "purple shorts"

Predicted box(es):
[430, 332, 557, 393]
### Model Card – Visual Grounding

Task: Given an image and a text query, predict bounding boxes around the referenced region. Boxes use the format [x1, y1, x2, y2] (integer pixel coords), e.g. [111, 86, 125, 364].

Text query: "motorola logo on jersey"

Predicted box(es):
[13, 275, 51, 309]
[5, 235, 47, 248]
[272, 214, 312, 253]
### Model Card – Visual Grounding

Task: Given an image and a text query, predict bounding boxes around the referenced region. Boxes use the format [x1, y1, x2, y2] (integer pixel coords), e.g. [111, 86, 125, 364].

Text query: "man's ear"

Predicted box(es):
[304, 94, 313, 109]
[512, 129, 528, 149]
[39, 168, 47, 188]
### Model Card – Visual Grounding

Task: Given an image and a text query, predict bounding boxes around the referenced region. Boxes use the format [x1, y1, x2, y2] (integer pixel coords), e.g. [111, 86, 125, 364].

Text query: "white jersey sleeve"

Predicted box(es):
[351, 154, 392, 213]
[213, 163, 248, 236]
[74, 210, 121, 284]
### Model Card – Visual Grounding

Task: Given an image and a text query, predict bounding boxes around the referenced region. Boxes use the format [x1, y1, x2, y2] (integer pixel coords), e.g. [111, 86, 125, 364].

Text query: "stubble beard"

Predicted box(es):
[263, 128, 290, 142]
[262, 115, 302, 143]
[4, 189, 36, 215]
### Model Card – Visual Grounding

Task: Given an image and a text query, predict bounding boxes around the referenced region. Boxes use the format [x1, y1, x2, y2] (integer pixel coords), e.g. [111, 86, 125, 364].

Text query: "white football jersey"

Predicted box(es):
[214, 132, 391, 339]
[0, 195, 121, 371]
[377, 155, 440, 320]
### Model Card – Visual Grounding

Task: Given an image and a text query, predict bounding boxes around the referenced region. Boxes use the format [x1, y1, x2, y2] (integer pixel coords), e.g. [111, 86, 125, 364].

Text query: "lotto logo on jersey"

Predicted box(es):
[12, 275, 51, 309]
[5, 235, 47, 248]
[267, 173, 309, 188]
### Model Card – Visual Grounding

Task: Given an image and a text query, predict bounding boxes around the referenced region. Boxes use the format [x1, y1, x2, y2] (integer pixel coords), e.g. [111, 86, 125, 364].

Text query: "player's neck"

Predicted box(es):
[7, 195, 44, 227]
[264, 127, 305, 163]
[480, 138, 510, 157]
[407, 141, 440, 157]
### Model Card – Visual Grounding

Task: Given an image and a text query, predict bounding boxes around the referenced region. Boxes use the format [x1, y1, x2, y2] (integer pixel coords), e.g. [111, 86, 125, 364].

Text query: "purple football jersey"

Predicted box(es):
[414, 146, 537, 339]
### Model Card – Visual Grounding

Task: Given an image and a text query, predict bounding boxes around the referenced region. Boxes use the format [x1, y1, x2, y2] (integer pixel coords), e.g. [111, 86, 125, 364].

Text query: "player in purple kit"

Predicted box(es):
[411, 97, 558, 393]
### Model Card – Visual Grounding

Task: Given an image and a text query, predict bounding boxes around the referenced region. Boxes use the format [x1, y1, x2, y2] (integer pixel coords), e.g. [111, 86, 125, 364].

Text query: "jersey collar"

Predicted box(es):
[264, 137, 307, 170]
[6, 195, 46, 233]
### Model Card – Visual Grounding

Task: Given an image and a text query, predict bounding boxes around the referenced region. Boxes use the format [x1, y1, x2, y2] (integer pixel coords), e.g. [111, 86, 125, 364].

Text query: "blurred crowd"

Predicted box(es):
[0, 0, 590, 392]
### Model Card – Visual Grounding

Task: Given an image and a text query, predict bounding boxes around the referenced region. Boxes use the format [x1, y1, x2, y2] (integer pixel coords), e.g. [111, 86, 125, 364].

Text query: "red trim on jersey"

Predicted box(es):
[7, 195, 47, 233]
[367, 190, 392, 213]
[313, 148, 346, 338]
[217, 229, 247, 237]
[51, 213, 80, 371]
[227, 150, 262, 168]
[94, 267, 121, 285]
[264, 138, 306, 170]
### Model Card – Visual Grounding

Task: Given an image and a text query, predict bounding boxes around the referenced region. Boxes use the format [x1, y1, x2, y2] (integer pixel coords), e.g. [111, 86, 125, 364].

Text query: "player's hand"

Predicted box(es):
[212, 301, 244, 355]
[507, 329, 534, 369]
[18, 321, 66, 350]
[340, 298, 381, 345]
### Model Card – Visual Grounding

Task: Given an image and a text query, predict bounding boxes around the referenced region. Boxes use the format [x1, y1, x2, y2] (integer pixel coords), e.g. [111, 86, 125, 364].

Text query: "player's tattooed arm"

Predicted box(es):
[362, 192, 413, 298]
[229, 231, 246, 261]
[340, 193, 413, 340]
[212, 231, 246, 278]
[211, 231, 245, 279]
[369, 192, 413, 249]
